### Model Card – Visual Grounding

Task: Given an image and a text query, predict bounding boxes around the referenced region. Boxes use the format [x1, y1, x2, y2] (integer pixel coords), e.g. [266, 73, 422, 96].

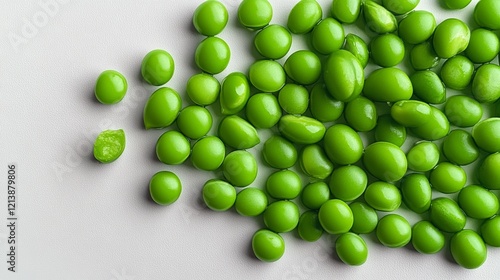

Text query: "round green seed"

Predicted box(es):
[478, 152, 500, 190]
[329, 165, 367, 202]
[266, 170, 302, 200]
[254, 25, 292, 59]
[246, 93, 282, 129]
[410, 41, 440, 70]
[363, 142, 407, 182]
[410, 106, 450, 141]
[432, 18, 470, 59]
[309, 83, 344, 123]
[474, 0, 500, 30]
[382, 0, 419, 14]
[400, 174, 431, 214]
[363, 1, 397, 34]
[298, 211, 324, 242]
[222, 150, 257, 187]
[324, 124, 363, 165]
[202, 180, 236, 211]
[301, 182, 330, 210]
[406, 141, 440, 172]
[156, 131, 190, 165]
[94, 70, 127, 104]
[311, 18, 345, 55]
[458, 185, 499, 219]
[472, 118, 500, 153]
[263, 200, 300, 233]
[220, 72, 250, 115]
[235, 187, 268, 217]
[149, 171, 182, 205]
[398, 10, 436, 45]
[370, 33, 405, 67]
[252, 229, 285, 262]
[93, 129, 126, 163]
[440, 55, 474, 90]
[262, 135, 297, 169]
[364, 181, 401, 212]
[191, 136, 225, 171]
[450, 229, 487, 269]
[218, 115, 260, 149]
[323, 50, 364, 102]
[390, 100, 432, 127]
[318, 199, 353, 234]
[363, 68, 412, 102]
[186, 73, 220, 106]
[430, 162, 467, 194]
[343, 33, 369, 68]
[192, 0, 228, 36]
[331, 0, 361, 24]
[349, 202, 378, 234]
[278, 84, 309, 115]
[430, 197, 466, 233]
[472, 64, 500, 103]
[238, 0, 272, 29]
[374, 114, 407, 147]
[195, 37, 230, 75]
[481, 216, 500, 247]
[287, 0, 322, 34]
[248, 60, 286, 92]
[411, 221, 445, 254]
[278, 115, 325, 145]
[444, 95, 483, 127]
[410, 70, 446, 104]
[335, 233, 368, 266]
[284, 50, 321, 85]
[344, 96, 377, 132]
[143, 87, 182, 129]
[141, 49, 175, 86]
[176, 106, 212, 139]
[376, 214, 412, 248]
[299, 144, 333, 180]
[442, 130, 479, 165]
[465, 28, 500, 63]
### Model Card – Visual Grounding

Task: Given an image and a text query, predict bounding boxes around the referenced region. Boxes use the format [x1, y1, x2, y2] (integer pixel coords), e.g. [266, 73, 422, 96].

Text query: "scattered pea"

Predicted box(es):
[94, 70, 127, 104]
[331, 0, 361, 24]
[374, 114, 407, 147]
[376, 214, 412, 248]
[472, 118, 500, 153]
[344, 96, 377, 132]
[390, 100, 432, 127]
[191, 136, 225, 171]
[246, 93, 282, 129]
[192, 0, 228, 36]
[443, 0, 471, 10]
[284, 50, 321, 85]
[349, 202, 378, 234]
[323, 50, 364, 102]
[143, 87, 182, 129]
[329, 165, 367, 202]
[481, 216, 500, 247]
[429, 197, 466, 233]
[237, 0, 273, 29]
[411, 221, 445, 254]
[202, 180, 236, 211]
[410, 41, 440, 70]
[156, 130, 190, 165]
[410, 106, 450, 141]
[440, 55, 474, 90]
[432, 18, 470, 59]
[318, 199, 353, 234]
[465, 28, 500, 63]
[278, 84, 309, 115]
[444, 95, 483, 127]
[254, 25, 292, 59]
[410, 70, 446, 104]
[363, 68, 413, 102]
[149, 171, 182, 205]
[263, 200, 300, 233]
[400, 174, 431, 214]
[195, 37, 230, 75]
[299, 144, 333, 179]
[235, 187, 268, 216]
[382, 0, 419, 15]
[186, 73, 220, 106]
[176, 106, 212, 139]
[252, 229, 285, 262]
[474, 0, 500, 30]
[370, 33, 405, 67]
[430, 162, 467, 194]
[278, 115, 325, 144]
[406, 141, 440, 172]
[323, 124, 363, 165]
[287, 0, 322, 34]
[266, 170, 302, 200]
[309, 83, 344, 123]
[262, 135, 298, 169]
[141, 49, 175, 86]
[343, 34, 369, 68]
[442, 130, 479, 165]
[363, 1, 398, 34]
[363, 142, 407, 182]
[472, 64, 500, 103]
[248, 60, 286, 92]
[220, 72, 250, 115]
[93, 129, 126, 163]
[222, 150, 258, 187]
[478, 152, 500, 190]
[364, 181, 401, 212]
[218, 115, 260, 149]
[298, 211, 324, 242]
[336, 233, 368, 266]
[450, 230, 487, 269]
[311, 18, 345, 55]
[301, 182, 330, 210]
[458, 185, 499, 219]
[398, 10, 436, 44]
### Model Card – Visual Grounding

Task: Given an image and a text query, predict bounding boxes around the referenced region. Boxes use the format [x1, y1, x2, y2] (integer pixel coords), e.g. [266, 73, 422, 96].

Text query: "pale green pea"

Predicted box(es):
[370, 33, 405, 67]
[284, 50, 321, 85]
[450, 230, 487, 269]
[363, 1, 398, 34]
[301, 182, 330, 210]
[299, 144, 333, 180]
[410, 70, 446, 104]
[364, 181, 401, 212]
[442, 130, 479, 165]
[202, 180, 236, 211]
[349, 202, 378, 234]
[220, 72, 250, 115]
[411, 221, 445, 254]
[430, 197, 466, 233]
[331, 0, 361, 24]
[343, 34, 369, 68]
[335, 233, 368, 266]
[287, 0, 322, 34]
[143, 87, 182, 129]
[465, 28, 500, 64]
[222, 150, 257, 187]
[195, 37, 230, 75]
[374, 114, 406, 147]
[410, 41, 440, 70]
[472, 118, 500, 153]
[218, 115, 260, 149]
[376, 214, 411, 248]
[406, 141, 439, 172]
[432, 18, 470, 59]
[254, 25, 292, 59]
[329, 165, 367, 202]
[141, 49, 174, 86]
[237, 0, 273, 29]
[398, 11, 436, 45]
[235, 188, 268, 216]
[149, 171, 182, 205]
[430, 162, 466, 194]
[390, 100, 432, 127]
[478, 152, 500, 190]
[266, 170, 302, 200]
[94, 70, 127, 104]
[262, 135, 297, 169]
[440, 55, 474, 90]
[444, 95, 483, 127]
[318, 199, 353, 234]
[344, 96, 377, 132]
[481, 216, 500, 247]
[93, 129, 125, 163]
[474, 0, 500, 30]
[472, 64, 500, 103]
[246, 93, 282, 129]
[252, 229, 285, 262]
[156, 130, 190, 165]
[458, 185, 499, 219]
[323, 50, 364, 102]
[176, 106, 212, 139]
[410, 106, 450, 141]
[363, 142, 407, 182]
[278, 115, 325, 144]
[186, 73, 220, 106]
[298, 211, 324, 242]
[191, 136, 225, 171]
[263, 200, 300, 233]
[192, 0, 228, 36]
[311, 18, 345, 55]
[363, 68, 413, 102]
[309, 83, 344, 123]
[400, 174, 431, 214]
[278, 84, 309, 115]
[382, 0, 419, 14]
[248, 60, 286, 92]
[323, 124, 363, 165]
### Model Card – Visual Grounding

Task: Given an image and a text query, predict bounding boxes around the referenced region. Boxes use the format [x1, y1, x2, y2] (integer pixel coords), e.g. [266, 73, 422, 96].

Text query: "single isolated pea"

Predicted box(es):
[246, 93, 282, 129]
[323, 50, 364, 102]
[141, 49, 175, 86]
[190, 136, 225, 171]
[149, 171, 182, 205]
[202, 180, 236, 211]
[370, 33, 405, 67]
[349, 202, 378, 234]
[237, 0, 273, 29]
[411, 221, 445, 254]
[222, 150, 257, 187]
[318, 199, 353, 234]
[331, 0, 361, 24]
[406, 141, 440, 172]
[364, 181, 401, 212]
[235, 187, 268, 217]
[309, 83, 344, 123]
[382, 0, 419, 15]
[472, 118, 500, 153]
[398, 10, 436, 45]
[298, 211, 324, 242]
[390, 100, 432, 127]
[143, 87, 182, 129]
[363, 68, 413, 102]
[472, 64, 500, 103]
[176, 106, 212, 139]
[440, 55, 474, 90]
[335, 233, 368, 266]
[287, 0, 322, 34]
[443, 0, 471, 9]
[263, 200, 300, 233]
[94, 70, 127, 104]
[474, 0, 500, 30]
[430, 162, 467, 194]
[429, 197, 466, 233]
[195, 37, 230, 75]
[311, 18, 345, 55]
[248, 60, 286, 92]
[262, 135, 297, 169]
[252, 229, 285, 262]
[218, 115, 260, 149]
[93, 129, 126, 163]
[301, 182, 330, 210]
[329, 165, 367, 202]
[266, 169, 302, 200]
[192, 0, 228, 36]
[400, 174, 432, 214]
[465, 28, 500, 63]
[410, 41, 440, 70]
[374, 114, 407, 147]
[363, 1, 398, 34]
[410, 70, 446, 104]
[450, 230, 487, 269]
[278, 84, 309, 115]
[278, 115, 325, 145]
[254, 25, 292, 60]
[186, 73, 220, 106]
[442, 130, 479, 165]
[458, 185, 499, 219]
[410, 106, 450, 141]
[432, 18, 470, 59]
[323, 124, 364, 165]
[344, 96, 377, 132]
[220, 72, 250, 115]
[478, 152, 500, 190]
[284, 50, 321, 85]
[444, 95, 483, 127]
[343, 33, 369, 68]
[481, 216, 500, 247]
[363, 141, 407, 182]
[156, 130, 190, 165]
[299, 144, 333, 180]
[376, 214, 412, 248]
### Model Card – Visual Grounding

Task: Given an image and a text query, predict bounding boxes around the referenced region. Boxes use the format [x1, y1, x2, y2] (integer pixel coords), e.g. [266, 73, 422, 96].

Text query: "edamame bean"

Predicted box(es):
[374, 114, 406, 147]
[143, 87, 181, 129]
[202, 180, 236, 211]
[266, 170, 302, 200]
[192, 0, 228, 36]
[400, 174, 431, 214]
[349, 202, 378, 234]
[287, 0, 322, 34]
[278, 84, 309, 115]
[443, 0, 471, 9]
[284, 50, 321, 85]
[432, 18, 470, 59]
[430, 162, 467, 194]
[474, 0, 500, 30]
[472, 118, 500, 153]
[390, 100, 432, 127]
[323, 50, 364, 102]
[331, 0, 361, 24]
[195, 37, 230, 74]
[141, 49, 174, 86]
[363, 68, 412, 102]
[218, 115, 260, 149]
[299, 145, 333, 179]
[298, 211, 324, 242]
[450, 230, 487, 269]
[444, 95, 483, 127]
[263, 200, 300, 233]
[309, 83, 344, 123]
[156, 130, 190, 165]
[458, 185, 499, 219]
[336, 233, 368, 266]
[344, 96, 377, 132]
[149, 171, 182, 205]
[481, 216, 500, 247]
[262, 135, 297, 169]
[363, 142, 407, 182]
[94, 70, 127, 104]
[238, 0, 272, 29]
[324, 124, 363, 165]
[370, 33, 405, 67]
[311, 18, 345, 55]
[301, 182, 330, 210]
[478, 152, 500, 190]
[248, 60, 286, 92]
[440, 55, 474, 90]
[363, 1, 398, 34]
[252, 229, 285, 262]
[176, 106, 212, 139]
[376, 214, 411, 248]
[278, 115, 325, 144]
[93, 129, 126, 163]
[318, 199, 353, 234]
[222, 150, 258, 187]
[382, 0, 419, 14]
[235, 188, 268, 216]
[465, 28, 500, 63]
[246, 93, 282, 129]
[410, 106, 450, 141]
[254, 25, 292, 59]
[364, 181, 401, 212]
[442, 130, 479, 165]
[406, 141, 440, 172]
[410, 41, 440, 70]
[343, 34, 369, 68]
[398, 11, 436, 44]
[430, 197, 466, 233]
[191, 136, 225, 171]
[411, 221, 445, 254]
[410, 70, 446, 104]
[329, 165, 367, 202]
[220, 72, 250, 115]
[186, 73, 220, 106]
[472, 64, 500, 103]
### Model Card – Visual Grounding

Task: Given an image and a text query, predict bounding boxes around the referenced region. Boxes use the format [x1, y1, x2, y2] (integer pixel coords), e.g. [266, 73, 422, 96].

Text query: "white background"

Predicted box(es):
[1, 0, 500, 279]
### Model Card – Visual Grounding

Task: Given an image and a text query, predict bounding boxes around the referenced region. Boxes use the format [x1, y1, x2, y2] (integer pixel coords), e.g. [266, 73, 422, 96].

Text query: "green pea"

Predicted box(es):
[287, 0, 322, 34]
[398, 11, 436, 45]
[156, 130, 190, 165]
[444, 95, 483, 127]
[406, 141, 440, 172]
[410, 70, 446, 104]
[202, 180, 236, 211]
[329, 165, 367, 202]
[143, 87, 182, 129]
[218, 115, 260, 149]
[254, 25, 292, 59]
[376, 214, 411, 248]
[382, 0, 419, 14]
[192, 0, 228, 36]
[318, 199, 353, 234]
[309, 83, 344, 123]
[440, 55, 474, 90]
[222, 150, 258, 187]
[235, 187, 268, 216]
[278, 115, 325, 144]
[237, 0, 272, 29]
[263, 200, 300, 233]
[93, 129, 126, 163]
[472, 64, 500, 103]
[442, 130, 479, 165]
[311, 18, 345, 55]
[220, 72, 250, 115]
[400, 174, 431, 214]
[94, 70, 127, 104]
[363, 1, 398, 34]
[458, 185, 499, 219]
[370, 33, 405, 67]
[374, 114, 407, 147]
[432, 18, 470, 59]
[176, 106, 212, 139]
[465, 28, 500, 63]
[443, 0, 471, 9]
[363, 142, 407, 182]
[299, 144, 333, 180]
[343, 34, 369, 68]
[141, 49, 175, 86]
[331, 0, 361, 24]
[450, 230, 487, 269]
[301, 182, 330, 210]
[364, 181, 401, 212]
[323, 50, 364, 102]
[349, 202, 378, 234]
[481, 216, 500, 247]
[262, 135, 297, 169]
[472, 118, 500, 153]
[363, 68, 412, 102]
[186, 73, 220, 106]
[149, 171, 182, 205]
[390, 100, 432, 127]
[248, 60, 286, 92]
[324, 124, 363, 165]
[246, 93, 282, 129]
[298, 211, 324, 242]
[430, 197, 466, 233]
[335, 233, 368, 266]
[195, 37, 230, 75]
[410, 106, 450, 141]
[345, 96, 377, 132]
[430, 162, 467, 194]
[478, 152, 500, 190]
[278, 84, 309, 115]
[266, 170, 302, 200]
[252, 229, 285, 262]
[284, 50, 321, 85]
[411, 221, 445, 254]
[191, 136, 225, 171]
[474, 0, 500, 30]
[410, 41, 440, 70]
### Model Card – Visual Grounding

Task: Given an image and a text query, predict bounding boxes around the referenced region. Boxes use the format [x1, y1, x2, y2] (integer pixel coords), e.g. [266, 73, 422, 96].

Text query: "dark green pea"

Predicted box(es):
[301, 182, 330, 210]
[450, 230, 487, 269]
[278, 115, 325, 144]
[410, 70, 446, 104]
[331, 0, 361, 24]
[262, 136, 297, 169]
[478, 152, 500, 190]
[410, 41, 440, 70]
[472, 64, 500, 103]
[430, 197, 466, 233]
[363, 142, 407, 182]
[432, 18, 470, 59]
[390, 100, 432, 127]
[363, 1, 398, 34]
[374, 114, 407, 147]
[218, 115, 260, 149]
[444, 95, 483, 127]
[400, 174, 431, 214]
[442, 130, 479, 165]
[298, 211, 324, 242]
[311, 18, 345, 55]
[412, 221, 445, 254]
[440, 55, 474, 90]
[481, 216, 500, 247]
[410, 106, 450, 141]
[220, 72, 250, 115]
[349, 202, 378, 234]
[345, 96, 377, 132]
[364, 68, 413, 102]
[309, 83, 344, 123]
[299, 144, 333, 180]
[343, 34, 369, 68]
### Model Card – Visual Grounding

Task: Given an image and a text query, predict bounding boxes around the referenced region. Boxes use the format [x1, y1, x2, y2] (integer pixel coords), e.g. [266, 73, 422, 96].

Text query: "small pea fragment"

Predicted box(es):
[458, 185, 499, 219]
[474, 0, 500, 30]
[382, 0, 419, 14]
[398, 11, 436, 45]
[309, 83, 344, 123]
[218, 115, 260, 149]
[442, 130, 479, 165]
[410, 41, 440, 70]
[324, 124, 363, 165]
[93, 129, 126, 163]
[440, 55, 474, 90]
[432, 18, 470, 59]
[430, 197, 466, 233]
[176, 106, 212, 139]
[318, 199, 353, 234]
[400, 174, 431, 214]
[363, 142, 407, 182]
[331, 0, 361, 24]
[410, 106, 450, 141]
[287, 0, 322, 34]
[301, 182, 330, 210]
[370, 33, 405, 67]
[186, 73, 220, 106]
[237, 0, 273, 29]
[263, 200, 300, 233]
[390, 100, 432, 127]
[94, 70, 127, 104]
[481, 216, 500, 247]
[149, 171, 182, 205]
[248, 60, 286, 92]
[472, 64, 500, 103]
[343, 34, 369, 68]
[266, 170, 302, 200]
[443, 0, 471, 9]
[192, 0, 228, 36]
[191, 136, 225, 171]
[363, 1, 398, 34]
[364, 181, 401, 212]
[412, 221, 445, 254]
[222, 150, 257, 187]
[430, 162, 467, 194]
[246, 93, 282, 129]
[262, 136, 297, 169]
[336, 233, 368, 266]
[311, 18, 344, 55]
[254, 25, 292, 59]
[220, 72, 250, 115]
[202, 180, 236, 211]
[406, 141, 440, 172]
[450, 230, 487, 269]
[410, 70, 446, 104]
[465, 28, 500, 64]
[376, 214, 411, 248]
[349, 202, 378, 234]
[141, 49, 175, 86]
[298, 211, 324, 242]
[235, 188, 268, 216]
[284, 50, 321, 85]
[143, 87, 181, 129]
[444, 95, 483, 127]
[363, 68, 412, 102]
[478, 153, 500, 190]
[252, 229, 285, 262]
[278, 84, 309, 115]
[329, 165, 367, 202]
[345, 96, 377, 132]
[278, 115, 325, 145]
[195, 37, 230, 75]
[299, 144, 333, 180]
[472, 118, 500, 153]
[374, 114, 406, 147]
[323, 50, 364, 102]
[156, 131, 190, 165]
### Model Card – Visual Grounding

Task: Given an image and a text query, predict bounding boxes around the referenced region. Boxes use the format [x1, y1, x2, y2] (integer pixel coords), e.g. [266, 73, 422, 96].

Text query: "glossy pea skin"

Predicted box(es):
[478, 153, 500, 190]
[364, 181, 401, 212]
[186, 73, 220, 106]
[323, 124, 363, 165]
[430, 162, 467, 194]
[349, 202, 378, 234]
[149, 171, 182, 205]
[176, 106, 212, 139]
[376, 214, 412, 248]
[93, 129, 125, 163]
[472, 64, 500, 103]
[329, 165, 367, 202]
[220, 72, 250, 115]
[202, 180, 236, 211]
[262, 136, 297, 169]
[278, 84, 309, 115]
[465, 28, 500, 64]
[370, 34, 405, 67]
[299, 144, 333, 179]
[430, 197, 466, 233]
[237, 0, 273, 29]
[458, 185, 499, 219]
[252, 229, 285, 262]
[444, 96, 483, 127]
[440, 55, 474, 90]
[398, 11, 436, 45]
[311, 18, 345, 55]
[472, 118, 500, 153]
[331, 0, 361, 24]
[336, 233, 368, 266]
[191, 136, 225, 171]
[343, 34, 369, 68]
[481, 216, 500, 247]
[323, 50, 364, 102]
[143, 87, 181, 129]
[390, 100, 432, 127]
[474, 0, 500, 30]
[442, 130, 479, 165]
[374, 114, 406, 147]
[301, 182, 330, 210]
[412, 221, 445, 254]
[266, 170, 302, 200]
[345, 96, 377, 132]
[287, 0, 322, 34]
[218, 115, 260, 149]
[192, 0, 228, 36]
[363, 68, 412, 102]
[309, 83, 344, 123]
[450, 230, 487, 269]
[410, 106, 450, 141]
[284, 50, 321, 85]
[195, 37, 230, 75]
[263, 200, 300, 233]
[382, 0, 419, 14]
[363, 1, 398, 34]
[222, 150, 258, 187]
[410, 41, 440, 70]
[254, 25, 292, 60]
[235, 187, 268, 216]
[246, 93, 282, 129]
[410, 70, 446, 104]
[156, 131, 190, 165]
[141, 49, 174, 86]
[363, 142, 407, 182]
[400, 174, 431, 214]
[318, 199, 353, 234]
[94, 70, 127, 104]
[406, 141, 440, 172]
[443, 0, 471, 9]
[432, 18, 470, 59]
[278, 115, 325, 145]
[298, 211, 324, 242]
[248, 60, 286, 92]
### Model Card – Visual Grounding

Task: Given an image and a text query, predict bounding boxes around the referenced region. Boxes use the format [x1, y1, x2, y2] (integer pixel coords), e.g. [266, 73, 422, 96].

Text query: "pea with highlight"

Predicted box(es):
[311, 18, 345, 55]
[237, 0, 273, 29]
[376, 214, 411, 248]
[192, 0, 228, 36]
[246, 93, 282, 129]
[254, 25, 292, 59]
[344, 96, 377, 132]
[284, 50, 321, 85]
[266, 170, 302, 200]
[195, 37, 230, 75]
[299, 144, 333, 180]
[287, 0, 322, 34]
[440, 55, 474, 90]
[410, 41, 440, 70]
[331, 0, 361, 24]
[398, 11, 436, 45]
[309, 83, 344, 123]
[370, 33, 405, 67]
[363, 1, 398, 34]
[374, 114, 407, 147]
[465, 28, 500, 64]
[432, 18, 470, 59]
[278, 84, 309, 115]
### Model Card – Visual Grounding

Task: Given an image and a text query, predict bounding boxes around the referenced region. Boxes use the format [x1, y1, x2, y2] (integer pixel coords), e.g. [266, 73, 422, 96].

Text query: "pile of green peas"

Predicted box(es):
[90, 0, 500, 270]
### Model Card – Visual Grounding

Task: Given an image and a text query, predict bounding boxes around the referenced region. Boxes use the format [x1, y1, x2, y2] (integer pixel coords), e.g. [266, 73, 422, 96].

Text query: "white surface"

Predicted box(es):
[1, 0, 499, 279]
